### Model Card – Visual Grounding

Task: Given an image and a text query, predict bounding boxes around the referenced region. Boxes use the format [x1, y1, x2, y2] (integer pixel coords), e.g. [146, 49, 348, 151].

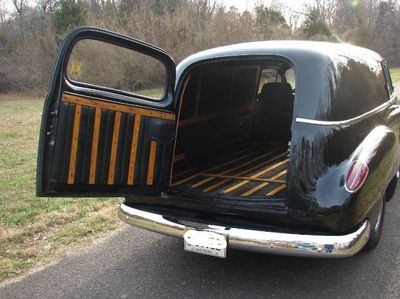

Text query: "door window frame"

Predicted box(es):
[60, 28, 176, 109]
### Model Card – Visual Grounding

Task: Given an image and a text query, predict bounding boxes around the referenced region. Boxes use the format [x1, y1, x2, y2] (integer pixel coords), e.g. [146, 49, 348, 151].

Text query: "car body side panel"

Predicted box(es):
[288, 112, 400, 232]
[171, 41, 400, 233]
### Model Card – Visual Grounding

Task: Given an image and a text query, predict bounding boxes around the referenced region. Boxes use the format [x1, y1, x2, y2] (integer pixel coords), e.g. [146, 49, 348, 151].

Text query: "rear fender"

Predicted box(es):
[288, 125, 399, 232]
[340, 126, 398, 229]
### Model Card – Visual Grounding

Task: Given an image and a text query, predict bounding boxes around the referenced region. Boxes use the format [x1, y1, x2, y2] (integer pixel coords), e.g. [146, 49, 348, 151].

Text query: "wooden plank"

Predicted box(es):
[67, 104, 82, 184]
[241, 170, 287, 197]
[108, 111, 121, 184]
[200, 173, 286, 184]
[172, 144, 260, 182]
[172, 167, 197, 179]
[247, 66, 260, 138]
[241, 182, 269, 197]
[173, 153, 186, 163]
[200, 150, 286, 193]
[171, 144, 261, 186]
[194, 147, 283, 189]
[178, 104, 252, 127]
[172, 145, 268, 186]
[266, 183, 287, 197]
[147, 140, 157, 185]
[62, 93, 175, 121]
[193, 71, 202, 117]
[89, 107, 101, 184]
[127, 115, 141, 185]
[222, 159, 289, 194]
[168, 74, 190, 185]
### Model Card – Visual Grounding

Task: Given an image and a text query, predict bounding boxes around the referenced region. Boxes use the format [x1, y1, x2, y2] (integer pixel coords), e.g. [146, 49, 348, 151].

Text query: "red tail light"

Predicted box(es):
[345, 161, 369, 193]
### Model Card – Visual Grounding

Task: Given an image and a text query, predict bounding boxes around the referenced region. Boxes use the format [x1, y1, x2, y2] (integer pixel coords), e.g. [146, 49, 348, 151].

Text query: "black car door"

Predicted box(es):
[37, 27, 176, 196]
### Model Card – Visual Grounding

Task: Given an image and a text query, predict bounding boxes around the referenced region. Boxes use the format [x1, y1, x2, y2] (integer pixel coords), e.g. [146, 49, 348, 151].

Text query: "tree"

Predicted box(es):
[12, 0, 26, 20]
[53, 0, 86, 34]
[254, 5, 291, 39]
[302, 8, 331, 39]
[36, 0, 57, 12]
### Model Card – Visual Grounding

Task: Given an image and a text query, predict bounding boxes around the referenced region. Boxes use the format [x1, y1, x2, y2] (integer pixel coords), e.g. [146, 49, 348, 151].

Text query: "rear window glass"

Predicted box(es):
[258, 68, 281, 93]
[329, 59, 389, 121]
[285, 68, 296, 89]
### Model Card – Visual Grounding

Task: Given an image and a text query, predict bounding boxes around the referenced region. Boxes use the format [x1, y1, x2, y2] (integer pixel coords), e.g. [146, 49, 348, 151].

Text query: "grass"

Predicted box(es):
[139, 88, 164, 99]
[390, 67, 400, 83]
[0, 69, 399, 284]
[0, 94, 122, 283]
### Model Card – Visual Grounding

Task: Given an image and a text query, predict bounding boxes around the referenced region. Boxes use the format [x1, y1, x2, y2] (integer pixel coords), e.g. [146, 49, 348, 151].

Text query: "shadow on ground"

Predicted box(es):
[1, 195, 400, 299]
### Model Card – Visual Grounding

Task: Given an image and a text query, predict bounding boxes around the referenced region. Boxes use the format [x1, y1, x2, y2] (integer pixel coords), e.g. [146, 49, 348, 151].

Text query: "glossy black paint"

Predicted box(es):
[38, 28, 400, 234]
[288, 117, 399, 232]
[171, 41, 399, 233]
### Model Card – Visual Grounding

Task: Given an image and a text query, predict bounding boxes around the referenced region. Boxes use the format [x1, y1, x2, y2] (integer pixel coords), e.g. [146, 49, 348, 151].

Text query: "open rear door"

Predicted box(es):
[37, 27, 176, 196]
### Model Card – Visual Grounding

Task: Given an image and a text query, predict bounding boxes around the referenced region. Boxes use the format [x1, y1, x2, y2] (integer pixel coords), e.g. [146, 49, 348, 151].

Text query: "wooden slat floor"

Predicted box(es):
[172, 143, 288, 198]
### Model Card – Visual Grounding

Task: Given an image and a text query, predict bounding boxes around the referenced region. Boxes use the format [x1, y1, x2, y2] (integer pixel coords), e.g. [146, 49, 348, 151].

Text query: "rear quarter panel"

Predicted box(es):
[288, 109, 400, 232]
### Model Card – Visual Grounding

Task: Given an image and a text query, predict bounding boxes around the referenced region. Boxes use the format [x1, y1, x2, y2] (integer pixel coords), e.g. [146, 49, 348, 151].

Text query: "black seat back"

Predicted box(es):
[254, 82, 294, 143]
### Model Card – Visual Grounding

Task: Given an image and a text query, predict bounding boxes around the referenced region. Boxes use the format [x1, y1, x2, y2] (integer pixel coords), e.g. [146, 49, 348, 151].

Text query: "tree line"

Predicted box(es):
[0, 0, 399, 93]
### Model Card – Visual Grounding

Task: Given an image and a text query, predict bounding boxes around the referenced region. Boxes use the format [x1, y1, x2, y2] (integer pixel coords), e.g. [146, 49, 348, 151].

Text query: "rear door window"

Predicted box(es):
[258, 68, 282, 93]
[284, 68, 295, 90]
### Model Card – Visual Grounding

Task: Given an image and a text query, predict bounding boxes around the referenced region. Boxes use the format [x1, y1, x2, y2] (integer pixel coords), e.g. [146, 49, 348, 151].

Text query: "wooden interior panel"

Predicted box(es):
[108, 111, 122, 184]
[127, 115, 141, 185]
[62, 93, 175, 120]
[67, 104, 81, 184]
[146, 140, 158, 185]
[178, 105, 252, 127]
[89, 107, 101, 184]
[60, 93, 174, 186]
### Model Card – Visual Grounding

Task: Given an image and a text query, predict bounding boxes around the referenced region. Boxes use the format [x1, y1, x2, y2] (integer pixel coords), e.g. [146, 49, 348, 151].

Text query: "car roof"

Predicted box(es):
[175, 40, 385, 122]
[176, 40, 382, 77]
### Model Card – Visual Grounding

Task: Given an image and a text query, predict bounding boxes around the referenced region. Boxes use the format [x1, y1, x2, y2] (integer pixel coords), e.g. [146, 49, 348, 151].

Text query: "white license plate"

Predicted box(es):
[183, 230, 227, 258]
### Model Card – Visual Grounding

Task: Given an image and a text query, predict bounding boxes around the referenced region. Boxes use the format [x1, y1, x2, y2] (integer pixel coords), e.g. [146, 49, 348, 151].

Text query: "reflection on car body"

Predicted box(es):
[37, 27, 399, 258]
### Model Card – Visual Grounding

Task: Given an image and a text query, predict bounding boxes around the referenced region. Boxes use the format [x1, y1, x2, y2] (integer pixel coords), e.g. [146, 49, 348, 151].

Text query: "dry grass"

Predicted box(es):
[390, 67, 400, 83]
[0, 94, 122, 283]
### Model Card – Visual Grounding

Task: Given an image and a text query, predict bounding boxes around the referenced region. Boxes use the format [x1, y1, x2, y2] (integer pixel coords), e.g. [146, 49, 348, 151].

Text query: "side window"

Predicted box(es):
[382, 63, 394, 96]
[284, 68, 296, 90]
[375, 68, 390, 104]
[258, 68, 281, 93]
[67, 39, 167, 100]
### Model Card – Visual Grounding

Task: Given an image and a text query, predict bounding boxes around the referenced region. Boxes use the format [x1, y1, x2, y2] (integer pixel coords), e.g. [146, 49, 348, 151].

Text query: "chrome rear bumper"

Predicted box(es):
[119, 204, 370, 258]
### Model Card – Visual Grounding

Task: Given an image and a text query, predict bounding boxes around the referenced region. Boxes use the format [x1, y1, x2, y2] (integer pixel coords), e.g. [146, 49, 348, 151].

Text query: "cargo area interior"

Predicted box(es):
[171, 59, 295, 199]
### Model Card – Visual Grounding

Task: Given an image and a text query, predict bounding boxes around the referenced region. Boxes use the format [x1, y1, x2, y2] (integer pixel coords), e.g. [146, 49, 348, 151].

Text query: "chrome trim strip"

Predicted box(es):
[119, 204, 370, 258]
[296, 95, 396, 127]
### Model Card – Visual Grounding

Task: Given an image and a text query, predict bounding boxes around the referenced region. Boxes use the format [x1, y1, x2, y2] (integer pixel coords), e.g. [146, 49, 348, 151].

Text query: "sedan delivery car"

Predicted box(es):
[37, 27, 399, 258]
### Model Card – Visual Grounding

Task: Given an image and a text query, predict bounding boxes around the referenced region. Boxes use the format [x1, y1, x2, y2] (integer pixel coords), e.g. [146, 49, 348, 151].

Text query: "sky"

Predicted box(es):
[2, 0, 315, 13]
[219, 0, 315, 13]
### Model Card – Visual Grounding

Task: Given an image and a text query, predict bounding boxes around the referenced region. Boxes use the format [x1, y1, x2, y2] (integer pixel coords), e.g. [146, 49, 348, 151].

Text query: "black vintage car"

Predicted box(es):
[37, 27, 400, 258]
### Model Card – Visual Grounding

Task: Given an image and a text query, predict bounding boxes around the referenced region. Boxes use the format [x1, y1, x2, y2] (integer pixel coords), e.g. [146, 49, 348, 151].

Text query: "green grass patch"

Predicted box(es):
[139, 88, 164, 98]
[0, 94, 122, 283]
[390, 67, 400, 83]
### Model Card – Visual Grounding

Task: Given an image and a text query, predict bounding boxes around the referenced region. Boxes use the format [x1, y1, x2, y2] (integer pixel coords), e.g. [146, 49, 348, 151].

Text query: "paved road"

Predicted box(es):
[1, 192, 400, 299]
